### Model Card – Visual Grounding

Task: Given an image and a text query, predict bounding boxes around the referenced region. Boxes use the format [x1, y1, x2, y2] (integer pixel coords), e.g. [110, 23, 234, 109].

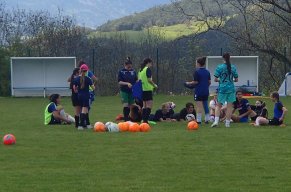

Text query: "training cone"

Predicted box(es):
[3, 134, 16, 145]
[139, 123, 151, 132]
[94, 122, 106, 132]
[128, 123, 140, 132]
[187, 121, 199, 131]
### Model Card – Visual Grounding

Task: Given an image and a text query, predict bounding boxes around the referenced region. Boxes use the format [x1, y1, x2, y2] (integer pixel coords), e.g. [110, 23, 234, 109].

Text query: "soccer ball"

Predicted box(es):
[118, 122, 129, 132]
[94, 122, 105, 132]
[185, 114, 196, 121]
[168, 102, 176, 109]
[139, 123, 151, 132]
[106, 122, 119, 132]
[187, 121, 199, 130]
[128, 123, 140, 132]
[3, 134, 16, 145]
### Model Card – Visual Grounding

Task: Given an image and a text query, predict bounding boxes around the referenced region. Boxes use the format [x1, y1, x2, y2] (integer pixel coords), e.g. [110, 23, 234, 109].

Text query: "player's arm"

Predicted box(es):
[279, 107, 288, 121]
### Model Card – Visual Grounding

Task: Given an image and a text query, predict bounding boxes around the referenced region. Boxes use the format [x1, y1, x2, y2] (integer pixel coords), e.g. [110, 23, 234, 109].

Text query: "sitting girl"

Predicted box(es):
[250, 100, 268, 122]
[253, 92, 287, 126]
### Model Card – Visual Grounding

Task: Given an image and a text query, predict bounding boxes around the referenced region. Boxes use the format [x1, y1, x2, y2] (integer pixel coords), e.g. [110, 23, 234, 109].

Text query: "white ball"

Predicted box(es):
[185, 114, 196, 121]
[107, 123, 119, 132]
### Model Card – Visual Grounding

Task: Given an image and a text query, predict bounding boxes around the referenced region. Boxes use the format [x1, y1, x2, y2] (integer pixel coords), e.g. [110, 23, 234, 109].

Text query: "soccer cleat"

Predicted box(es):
[211, 122, 218, 127]
[86, 125, 93, 129]
[225, 123, 230, 128]
[77, 126, 84, 130]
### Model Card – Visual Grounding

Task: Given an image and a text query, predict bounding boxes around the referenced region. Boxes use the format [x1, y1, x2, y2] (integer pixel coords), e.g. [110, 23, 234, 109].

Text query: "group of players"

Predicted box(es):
[44, 53, 288, 128]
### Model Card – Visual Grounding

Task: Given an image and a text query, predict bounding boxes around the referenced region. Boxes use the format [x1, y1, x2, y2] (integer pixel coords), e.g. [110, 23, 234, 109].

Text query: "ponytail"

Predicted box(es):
[223, 53, 231, 75]
[140, 58, 152, 72]
[80, 71, 86, 89]
[70, 68, 80, 89]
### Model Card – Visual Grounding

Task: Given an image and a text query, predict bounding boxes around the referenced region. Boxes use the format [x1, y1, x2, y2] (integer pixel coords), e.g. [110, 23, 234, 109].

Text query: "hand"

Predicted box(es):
[127, 83, 132, 88]
[91, 85, 95, 90]
[154, 84, 158, 89]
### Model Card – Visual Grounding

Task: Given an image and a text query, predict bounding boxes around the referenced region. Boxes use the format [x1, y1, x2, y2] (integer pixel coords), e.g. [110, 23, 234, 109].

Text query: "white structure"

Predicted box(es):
[206, 56, 259, 92]
[11, 57, 76, 97]
[278, 72, 291, 96]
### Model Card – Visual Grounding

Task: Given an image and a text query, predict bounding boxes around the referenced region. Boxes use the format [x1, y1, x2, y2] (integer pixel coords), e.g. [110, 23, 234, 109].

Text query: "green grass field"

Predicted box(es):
[1, 95, 291, 192]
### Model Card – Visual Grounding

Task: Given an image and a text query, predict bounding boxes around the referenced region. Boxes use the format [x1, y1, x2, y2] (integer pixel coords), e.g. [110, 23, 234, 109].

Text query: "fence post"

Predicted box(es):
[156, 47, 159, 90]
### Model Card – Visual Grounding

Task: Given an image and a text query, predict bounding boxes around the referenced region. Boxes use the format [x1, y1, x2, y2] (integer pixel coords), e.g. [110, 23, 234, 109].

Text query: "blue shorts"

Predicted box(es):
[218, 92, 236, 104]
[240, 116, 249, 123]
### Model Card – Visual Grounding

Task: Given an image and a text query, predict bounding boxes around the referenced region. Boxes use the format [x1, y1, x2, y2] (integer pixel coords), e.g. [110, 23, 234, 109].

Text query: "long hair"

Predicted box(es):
[80, 70, 86, 89]
[223, 53, 231, 75]
[140, 58, 152, 72]
[70, 67, 80, 89]
[49, 94, 60, 104]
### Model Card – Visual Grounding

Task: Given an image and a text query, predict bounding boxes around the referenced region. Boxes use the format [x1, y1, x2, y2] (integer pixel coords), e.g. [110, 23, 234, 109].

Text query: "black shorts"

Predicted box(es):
[194, 95, 208, 101]
[71, 93, 80, 106]
[269, 118, 283, 126]
[142, 91, 153, 101]
[49, 115, 61, 125]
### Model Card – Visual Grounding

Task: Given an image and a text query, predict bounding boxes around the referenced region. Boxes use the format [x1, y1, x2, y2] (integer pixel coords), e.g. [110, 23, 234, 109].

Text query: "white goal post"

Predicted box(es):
[11, 57, 76, 97]
[278, 72, 291, 96]
[206, 56, 259, 93]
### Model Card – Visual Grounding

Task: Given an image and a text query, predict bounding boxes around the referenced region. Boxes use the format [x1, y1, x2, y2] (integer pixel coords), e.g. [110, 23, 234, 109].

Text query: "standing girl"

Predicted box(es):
[185, 57, 211, 124]
[138, 58, 158, 124]
[73, 64, 95, 130]
[68, 67, 81, 128]
[211, 53, 238, 127]
[118, 57, 138, 121]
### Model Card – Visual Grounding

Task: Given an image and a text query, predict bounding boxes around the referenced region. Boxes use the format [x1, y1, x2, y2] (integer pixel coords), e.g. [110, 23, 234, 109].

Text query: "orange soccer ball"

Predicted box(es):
[128, 123, 140, 132]
[94, 122, 106, 132]
[139, 123, 151, 132]
[187, 121, 199, 130]
[118, 122, 129, 132]
[3, 134, 16, 145]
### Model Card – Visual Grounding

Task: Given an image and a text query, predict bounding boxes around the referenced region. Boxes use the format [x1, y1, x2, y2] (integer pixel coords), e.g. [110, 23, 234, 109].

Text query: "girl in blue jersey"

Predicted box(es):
[138, 58, 158, 124]
[254, 91, 287, 126]
[211, 53, 238, 127]
[185, 57, 211, 124]
[68, 67, 81, 127]
[231, 90, 257, 122]
[73, 64, 94, 130]
[118, 57, 138, 121]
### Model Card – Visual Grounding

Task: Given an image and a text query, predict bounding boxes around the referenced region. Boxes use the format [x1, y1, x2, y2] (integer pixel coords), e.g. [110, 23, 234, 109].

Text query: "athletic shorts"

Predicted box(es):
[218, 92, 236, 104]
[49, 115, 61, 125]
[269, 118, 282, 126]
[142, 91, 153, 101]
[78, 93, 90, 108]
[120, 91, 134, 104]
[71, 93, 80, 107]
[194, 95, 208, 101]
[240, 116, 249, 123]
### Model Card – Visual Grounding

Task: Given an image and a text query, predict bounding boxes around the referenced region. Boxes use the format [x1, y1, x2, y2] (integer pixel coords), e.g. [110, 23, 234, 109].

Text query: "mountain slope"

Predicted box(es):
[3, 0, 172, 28]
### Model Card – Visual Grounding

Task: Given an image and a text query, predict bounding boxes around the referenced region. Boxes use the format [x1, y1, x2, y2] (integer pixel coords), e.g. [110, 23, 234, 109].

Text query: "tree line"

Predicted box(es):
[0, 1, 290, 96]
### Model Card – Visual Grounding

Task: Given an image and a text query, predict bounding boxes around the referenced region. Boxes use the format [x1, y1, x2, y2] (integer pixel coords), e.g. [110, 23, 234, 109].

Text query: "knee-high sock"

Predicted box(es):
[74, 115, 79, 128]
[123, 107, 130, 121]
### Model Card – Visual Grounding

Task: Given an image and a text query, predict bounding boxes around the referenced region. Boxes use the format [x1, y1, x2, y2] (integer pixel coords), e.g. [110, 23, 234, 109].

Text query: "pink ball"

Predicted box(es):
[3, 134, 16, 145]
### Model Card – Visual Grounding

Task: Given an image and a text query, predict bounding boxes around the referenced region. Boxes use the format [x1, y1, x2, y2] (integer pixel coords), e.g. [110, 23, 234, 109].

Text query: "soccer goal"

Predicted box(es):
[11, 57, 76, 97]
[278, 72, 291, 96]
[206, 56, 259, 93]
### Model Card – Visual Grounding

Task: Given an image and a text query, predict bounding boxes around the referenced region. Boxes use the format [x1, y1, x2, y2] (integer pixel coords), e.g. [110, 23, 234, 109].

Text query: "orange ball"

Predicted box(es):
[139, 123, 151, 132]
[94, 122, 106, 132]
[118, 122, 129, 132]
[3, 134, 16, 145]
[187, 121, 199, 130]
[128, 123, 140, 132]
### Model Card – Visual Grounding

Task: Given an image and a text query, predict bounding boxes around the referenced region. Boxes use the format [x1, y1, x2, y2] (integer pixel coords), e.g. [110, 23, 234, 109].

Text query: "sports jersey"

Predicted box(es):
[154, 109, 174, 121]
[233, 98, 250, 116]
[73, 76, 93, 94]
[118, 68, 138, 93]
[193, 68, 211, 96]
[214, 63, 238, 93]
[273, 101, 283, 119]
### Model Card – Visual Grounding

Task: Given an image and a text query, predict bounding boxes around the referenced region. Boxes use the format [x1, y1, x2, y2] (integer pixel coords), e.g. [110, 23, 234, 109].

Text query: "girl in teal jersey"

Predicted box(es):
[211, 53, 238, 128]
